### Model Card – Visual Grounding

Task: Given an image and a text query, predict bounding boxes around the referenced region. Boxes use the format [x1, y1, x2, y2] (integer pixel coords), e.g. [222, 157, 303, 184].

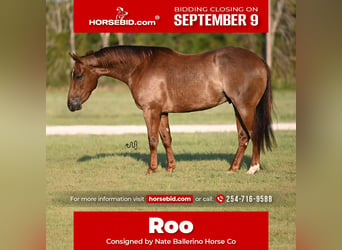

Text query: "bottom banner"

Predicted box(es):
[74, 211, 268, 249]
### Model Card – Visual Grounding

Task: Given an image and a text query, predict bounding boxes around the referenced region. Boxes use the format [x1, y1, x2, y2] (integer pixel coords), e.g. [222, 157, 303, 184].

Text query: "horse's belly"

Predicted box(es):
[167, 102, 225, 113]
[163, 86, 226, 113]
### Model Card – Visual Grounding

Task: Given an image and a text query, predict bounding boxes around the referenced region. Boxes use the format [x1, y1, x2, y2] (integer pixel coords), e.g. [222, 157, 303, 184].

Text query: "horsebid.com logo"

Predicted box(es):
[89, 6, 157, 26]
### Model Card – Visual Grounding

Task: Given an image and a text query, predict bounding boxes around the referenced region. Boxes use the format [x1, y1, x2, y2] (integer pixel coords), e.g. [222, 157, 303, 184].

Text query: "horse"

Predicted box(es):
[116, 7, 128, 20]
[67, 45, 276, 175]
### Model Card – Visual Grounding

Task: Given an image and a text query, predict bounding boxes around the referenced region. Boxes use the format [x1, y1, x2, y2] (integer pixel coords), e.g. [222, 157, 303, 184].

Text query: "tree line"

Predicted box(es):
[46, 0, 296, 88]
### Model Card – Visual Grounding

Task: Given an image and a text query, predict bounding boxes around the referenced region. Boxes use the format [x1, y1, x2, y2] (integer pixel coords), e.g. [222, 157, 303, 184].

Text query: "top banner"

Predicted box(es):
[74, 0, 269, 33]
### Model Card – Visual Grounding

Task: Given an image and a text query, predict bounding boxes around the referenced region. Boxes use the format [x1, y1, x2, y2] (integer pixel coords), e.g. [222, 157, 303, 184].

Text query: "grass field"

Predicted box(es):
[47, 132, 295, 192]
[46, 86, 296, 249]
[46, 84, 296, 125]
[46, 131, 296, 249]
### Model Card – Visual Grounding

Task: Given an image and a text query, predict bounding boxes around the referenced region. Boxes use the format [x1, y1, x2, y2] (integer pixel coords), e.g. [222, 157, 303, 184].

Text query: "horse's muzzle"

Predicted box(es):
[67, 98, 82, 112]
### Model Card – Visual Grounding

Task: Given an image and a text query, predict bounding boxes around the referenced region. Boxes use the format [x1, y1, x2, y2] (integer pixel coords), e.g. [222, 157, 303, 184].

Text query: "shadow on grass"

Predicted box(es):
[77, 152, 252, 171]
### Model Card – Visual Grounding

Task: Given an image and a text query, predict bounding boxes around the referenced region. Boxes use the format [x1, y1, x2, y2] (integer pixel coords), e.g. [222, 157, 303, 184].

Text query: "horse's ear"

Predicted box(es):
[85, 50, 94, 56]
[69, 52, 83, 64]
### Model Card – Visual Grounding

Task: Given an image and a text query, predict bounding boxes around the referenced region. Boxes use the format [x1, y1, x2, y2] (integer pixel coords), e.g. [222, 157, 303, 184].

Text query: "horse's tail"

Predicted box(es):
[252, 63, 276, 153]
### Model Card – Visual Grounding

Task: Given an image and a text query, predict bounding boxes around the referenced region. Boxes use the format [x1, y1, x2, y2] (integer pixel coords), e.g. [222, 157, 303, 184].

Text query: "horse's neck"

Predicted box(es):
[107, 64, 131, 84]
[98, 52, 144, 85]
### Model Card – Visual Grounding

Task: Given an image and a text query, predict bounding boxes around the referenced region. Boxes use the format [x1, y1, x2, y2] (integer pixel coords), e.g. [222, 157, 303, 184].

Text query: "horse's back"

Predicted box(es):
[144, 48, 227, 112]
[131, 46, 268, 113]
[214, 47, 266, 71]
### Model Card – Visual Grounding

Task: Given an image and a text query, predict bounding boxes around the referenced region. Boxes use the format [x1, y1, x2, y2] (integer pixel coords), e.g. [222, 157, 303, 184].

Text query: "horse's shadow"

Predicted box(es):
[77, 152, 252, 171]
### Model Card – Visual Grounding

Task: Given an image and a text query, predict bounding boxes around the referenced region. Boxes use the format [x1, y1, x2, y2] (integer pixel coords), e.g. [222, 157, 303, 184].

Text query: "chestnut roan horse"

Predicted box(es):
[67, 46, 275, 175]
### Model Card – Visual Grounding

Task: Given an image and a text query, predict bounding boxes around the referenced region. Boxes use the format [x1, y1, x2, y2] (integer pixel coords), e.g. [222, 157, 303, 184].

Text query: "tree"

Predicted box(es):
[100, 33, 110, 47]
[266, 0, 286, 68]
[46, 1, 62, 34]
[116, 33, 124, 45]
[66, 1, 75, 64]
[265, 0, 296, 83]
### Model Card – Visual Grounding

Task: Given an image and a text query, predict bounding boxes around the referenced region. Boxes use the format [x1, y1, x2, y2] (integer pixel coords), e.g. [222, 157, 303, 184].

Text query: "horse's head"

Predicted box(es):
[67, 52, 99, 112]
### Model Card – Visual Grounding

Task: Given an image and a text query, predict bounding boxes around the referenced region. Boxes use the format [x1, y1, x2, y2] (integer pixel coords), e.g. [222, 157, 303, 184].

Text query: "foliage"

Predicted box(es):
[272, 0, 296, 83]
[46, 0, 296, 88]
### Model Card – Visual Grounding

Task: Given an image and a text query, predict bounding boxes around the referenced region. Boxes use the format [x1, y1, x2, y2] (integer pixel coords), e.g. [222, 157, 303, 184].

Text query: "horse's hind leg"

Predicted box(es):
[159, 114, 176, 172]
[228, 106, 254, 172]
[143, 107, 162, 174]
[247, 141, 260, 174]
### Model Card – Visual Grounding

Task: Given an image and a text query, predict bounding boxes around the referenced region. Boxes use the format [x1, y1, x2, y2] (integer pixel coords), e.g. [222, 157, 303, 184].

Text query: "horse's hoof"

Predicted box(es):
[146, 169, 154, 175]
[227, 168, 239, 173]
[246, 164, 260, 175]
[166, 168, 174, 173]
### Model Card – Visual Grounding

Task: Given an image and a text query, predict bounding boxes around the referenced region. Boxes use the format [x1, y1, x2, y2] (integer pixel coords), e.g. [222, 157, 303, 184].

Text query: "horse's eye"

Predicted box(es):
[75, 75, 83, 80]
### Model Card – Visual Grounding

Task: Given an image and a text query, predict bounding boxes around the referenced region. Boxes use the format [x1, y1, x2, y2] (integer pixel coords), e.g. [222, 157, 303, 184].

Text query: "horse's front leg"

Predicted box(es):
[159, 114, 176, 172]
[143, 107, 162, 174]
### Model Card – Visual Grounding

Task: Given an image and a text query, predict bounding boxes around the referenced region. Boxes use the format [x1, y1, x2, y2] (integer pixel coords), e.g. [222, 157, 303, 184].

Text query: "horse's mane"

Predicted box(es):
[86, 46, 173, 68]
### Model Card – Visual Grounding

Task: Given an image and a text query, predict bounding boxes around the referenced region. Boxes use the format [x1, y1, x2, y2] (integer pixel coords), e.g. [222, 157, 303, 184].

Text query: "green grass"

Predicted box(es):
[47, 132, 295, 192]
[46, 131, 296, 249]
[46, 85, 296, 125]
